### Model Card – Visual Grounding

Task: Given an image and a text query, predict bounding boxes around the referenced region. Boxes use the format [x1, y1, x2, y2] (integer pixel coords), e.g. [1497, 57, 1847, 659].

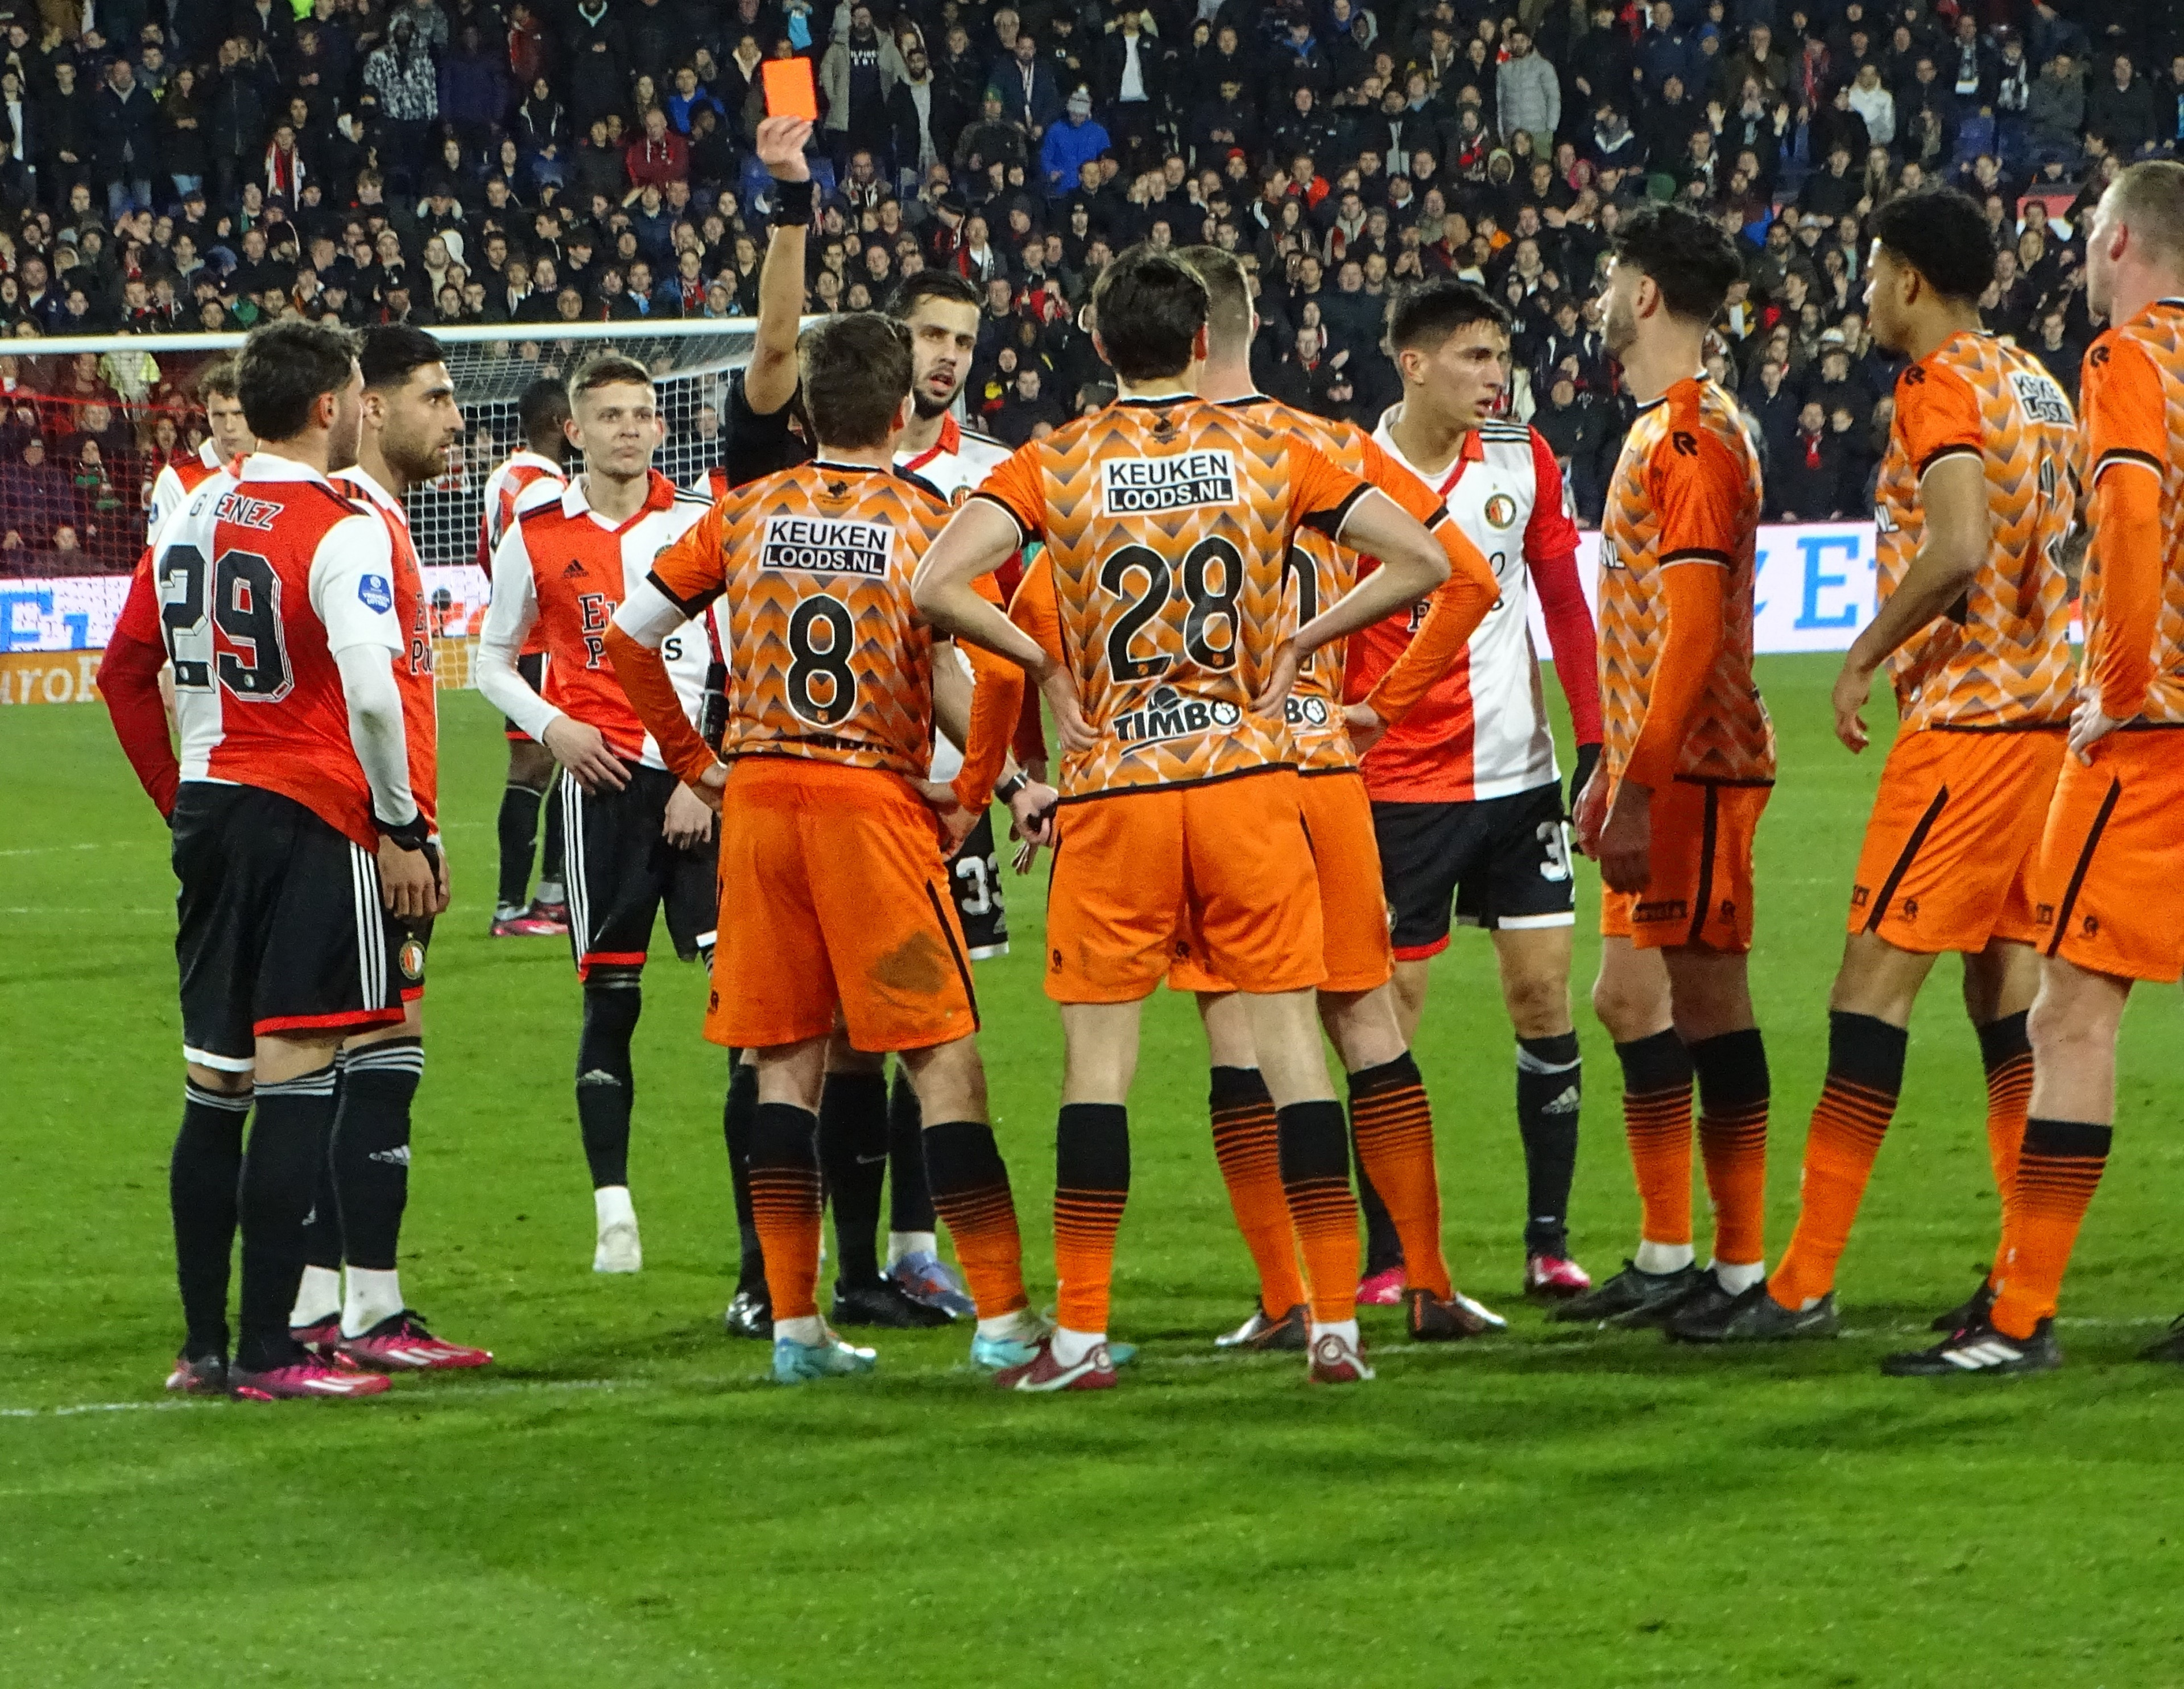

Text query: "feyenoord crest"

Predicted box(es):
[399, 936, 427, 984]
[1483, 492, 1519, 529]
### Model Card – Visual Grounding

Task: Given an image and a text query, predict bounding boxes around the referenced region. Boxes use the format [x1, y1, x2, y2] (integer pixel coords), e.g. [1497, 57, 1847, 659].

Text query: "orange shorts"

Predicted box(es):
[1046, 768, 1325, 1004]
[1600, 780, 1770, 953]
[2030, 727, 2184, 983]
[1847, 726, 2065, 953]
[706, 758, 978, 1052]
[1168, 769, 1392, 996]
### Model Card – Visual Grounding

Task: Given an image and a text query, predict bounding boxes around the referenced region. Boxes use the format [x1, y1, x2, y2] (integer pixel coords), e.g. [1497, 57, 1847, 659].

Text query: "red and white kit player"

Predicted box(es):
[145, 358, 255, 545]
[1347, 279, 1606, 1301]
[481, 376, 574, 937]
[287, 325, 491, 1375]
[477, 354, 718, 1276]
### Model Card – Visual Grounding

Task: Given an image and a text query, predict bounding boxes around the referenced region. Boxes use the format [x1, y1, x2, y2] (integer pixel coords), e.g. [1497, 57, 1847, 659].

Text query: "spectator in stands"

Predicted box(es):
[2089, 53, 2160, 158]
[1041, 89, 1108, 193]
[2029, 51, 2085, 165]
[1775, 400, 1845, 522]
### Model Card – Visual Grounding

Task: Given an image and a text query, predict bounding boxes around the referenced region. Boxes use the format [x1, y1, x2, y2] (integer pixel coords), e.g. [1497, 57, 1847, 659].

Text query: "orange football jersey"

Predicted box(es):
[1875, 332, 2077, 730]
[1597, 373, 1774, 789]
[974, 396, 1371, 800]
[2079, 299, 2184, 727]
[647, 461, 958, 776]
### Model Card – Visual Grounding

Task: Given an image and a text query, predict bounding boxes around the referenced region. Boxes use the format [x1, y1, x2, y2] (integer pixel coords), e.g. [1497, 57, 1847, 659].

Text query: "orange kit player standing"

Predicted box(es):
[1165, 245, 1511, 1353]
[1558, 204, 1777, 1335]
[1887, 160, 2184, 1378]
[915, 247, 1499, 1391]
[1675, 190, 2079, 1346]
[481, 377, 575, 937]
[605, 312, 1050, 1383]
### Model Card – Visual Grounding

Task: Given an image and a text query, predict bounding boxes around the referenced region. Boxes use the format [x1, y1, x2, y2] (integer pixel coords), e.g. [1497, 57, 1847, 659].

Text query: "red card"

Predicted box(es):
[762, 59, 818, 121]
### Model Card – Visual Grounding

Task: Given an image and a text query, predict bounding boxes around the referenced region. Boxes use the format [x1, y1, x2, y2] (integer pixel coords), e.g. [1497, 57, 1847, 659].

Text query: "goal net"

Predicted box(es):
[0, 320, 770, 689]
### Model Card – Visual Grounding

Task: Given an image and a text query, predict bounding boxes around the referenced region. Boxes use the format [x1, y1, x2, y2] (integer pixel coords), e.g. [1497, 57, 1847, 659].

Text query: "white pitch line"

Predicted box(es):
[0, 841, 154, 859]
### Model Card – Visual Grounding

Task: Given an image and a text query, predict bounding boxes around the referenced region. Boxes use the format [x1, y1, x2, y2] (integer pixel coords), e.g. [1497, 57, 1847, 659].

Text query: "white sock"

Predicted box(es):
[1052, 1326, 1104, 1367]
[289, 1264, 341, 1327]
[341, 1266, 404, 1338]
[976, 1308, 1041, 1342]
[594, 1185, 635, 1231]
[536, 879, 563, 903]
[775, 1314, 825, 1346]
[1635, 1239, 1695, 1275]
[887, 1230, 938, 1268]
[1310, 1318, 1360, 1349]
[1710, 1258, 1765, 1295]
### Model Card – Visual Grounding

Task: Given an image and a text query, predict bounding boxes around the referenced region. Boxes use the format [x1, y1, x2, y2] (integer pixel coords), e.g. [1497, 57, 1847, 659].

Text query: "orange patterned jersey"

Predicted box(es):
[1597, 374, 1774, 786]
[2079, 299, 2184, 727]
[646, 461, 958, 776]
[1875, 332, 2077, 730]
[975, 395, 1371, 800]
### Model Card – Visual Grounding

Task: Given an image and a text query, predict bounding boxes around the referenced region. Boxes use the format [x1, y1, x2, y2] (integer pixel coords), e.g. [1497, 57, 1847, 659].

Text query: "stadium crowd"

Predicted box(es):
[0, 0, 2175, 562]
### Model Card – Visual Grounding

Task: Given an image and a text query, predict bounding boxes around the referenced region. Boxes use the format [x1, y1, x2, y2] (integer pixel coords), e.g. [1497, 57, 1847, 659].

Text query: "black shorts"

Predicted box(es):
[1372, 780, 1576, 960]
[947, 808, 1008, 960]
[560, 762, 721, 977]
[394, 915, 433, 1005]
[172, 784, 405, 1069]
[504, 652, 547, 743]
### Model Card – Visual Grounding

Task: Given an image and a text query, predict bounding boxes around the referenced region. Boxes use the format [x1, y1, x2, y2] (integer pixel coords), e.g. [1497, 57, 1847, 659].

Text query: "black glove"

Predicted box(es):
[1567, 741, 1601, 819]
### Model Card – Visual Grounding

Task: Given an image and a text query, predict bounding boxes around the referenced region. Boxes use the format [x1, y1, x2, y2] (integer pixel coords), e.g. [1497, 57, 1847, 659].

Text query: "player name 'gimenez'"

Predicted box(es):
[760, 514, 895, 577]
[1101, 451, 1239, 515]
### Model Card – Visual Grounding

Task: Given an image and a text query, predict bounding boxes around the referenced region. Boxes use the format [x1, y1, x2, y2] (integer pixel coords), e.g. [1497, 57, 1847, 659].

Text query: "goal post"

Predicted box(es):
[0, 320, 785, 686]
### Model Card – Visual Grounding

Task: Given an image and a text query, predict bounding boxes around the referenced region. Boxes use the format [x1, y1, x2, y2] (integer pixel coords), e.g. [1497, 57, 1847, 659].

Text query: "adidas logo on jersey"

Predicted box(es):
[760, 514, 894, 577]
[1114, 685, 1241, 746]
[562, 559, 586, 579]
[1101, 450, 1238, 515]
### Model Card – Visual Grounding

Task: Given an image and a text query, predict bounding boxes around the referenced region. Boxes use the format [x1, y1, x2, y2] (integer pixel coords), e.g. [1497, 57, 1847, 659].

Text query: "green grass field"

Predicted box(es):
[6, 655, 2183, 1688]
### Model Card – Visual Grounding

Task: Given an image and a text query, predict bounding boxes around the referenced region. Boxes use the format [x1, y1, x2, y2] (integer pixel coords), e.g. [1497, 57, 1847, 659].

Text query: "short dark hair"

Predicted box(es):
[1869, 188, 1997, 302]
[1090, 245, 1209, 380]
[518, 376, 571, 448]
[237, 320, 357, 441]
[195, 356, 241, 403]
[568, 352, 653, 398]
[887, 269, 981, 320]
[798, 312, 912, 449]
[358, 324, 445, 390]
[1386, 277, 1512, 353]
[1176, 245, 1252, 353]
[1609, 202, 1743, 322]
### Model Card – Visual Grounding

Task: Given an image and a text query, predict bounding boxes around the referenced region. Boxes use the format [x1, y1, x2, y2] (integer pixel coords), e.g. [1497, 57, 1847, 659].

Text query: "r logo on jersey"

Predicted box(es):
[358, 573, 393, 613]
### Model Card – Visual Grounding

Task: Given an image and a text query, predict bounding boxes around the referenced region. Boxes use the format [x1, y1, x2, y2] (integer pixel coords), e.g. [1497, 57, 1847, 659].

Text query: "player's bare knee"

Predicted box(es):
[753, 1036, 829, 1111]
[1196, 992, 1257, 1069]
[185, 1061, 251, 1095]
[508, 740, 553, 788]
[1828, 932, 1931, 1024]
[1500, 971, 1573, 1040]
[902, 1036, 986, 1121]
[1319, 987, 1407, 1073]
[825, 1030, 883, 1077]
[255, 1032, 341, 1083]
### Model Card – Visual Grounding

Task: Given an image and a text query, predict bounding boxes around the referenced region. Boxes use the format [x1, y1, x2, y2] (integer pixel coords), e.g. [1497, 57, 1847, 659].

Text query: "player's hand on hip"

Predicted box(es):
[663, 780, 716, 848]
[1252, 638, 1301, 715]
[2069, 694, 2123, 764]
[377, 836, 437, 920]
[1831, 659, 1873, 752]
[1342, 700, 1386, 756]
[912, 779, 980, 850]
[544, 718, 629, 792]
[1596, 782, 1652, 894]
[694, 760, 729, 814]
[1572, 763, 1610, 858]
[1039, 663, 1097, 754]
[1007, 778, 1060, 850]
[756, 116, 812, 181]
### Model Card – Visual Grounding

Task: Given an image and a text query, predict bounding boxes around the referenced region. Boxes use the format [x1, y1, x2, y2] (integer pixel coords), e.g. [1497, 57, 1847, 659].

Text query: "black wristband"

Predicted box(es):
[995, 771, 1029, 807]
[770, 178, 813, 224]
[379, 811, 429, 852]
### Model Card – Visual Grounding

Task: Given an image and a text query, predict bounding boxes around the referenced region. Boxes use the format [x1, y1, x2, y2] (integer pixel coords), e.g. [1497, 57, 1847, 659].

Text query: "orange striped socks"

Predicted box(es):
[1991, 1117, 2111, 1340]
[1208, 1067, 1308, 1315]
[1692, 1029, 1771, 1268]
[1976, 1011, 2033, 1253]
[1615, 1031, 1695, 1252]
[748, 1102, 824, 1323]
[1770, 1012, 1907, 1309]
[1347, 1054, 1451, 1301]
[923, 1119, 1027, 1320]
[1277, 1099, 1359, 1324]
[1053, 1103, 1130, 1336]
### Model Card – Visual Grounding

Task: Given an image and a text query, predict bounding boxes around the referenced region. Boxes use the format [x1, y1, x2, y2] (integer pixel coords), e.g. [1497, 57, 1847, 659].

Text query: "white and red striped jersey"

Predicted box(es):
[152, 453, 403, 850]
[894, 414, 1014, 782]
[479, 470, 713, 768]
[478, 449, 568, 568]
[335, 465, 439, 831]
[146, 441, 230, 547]
[1349, 413, 1594, 803]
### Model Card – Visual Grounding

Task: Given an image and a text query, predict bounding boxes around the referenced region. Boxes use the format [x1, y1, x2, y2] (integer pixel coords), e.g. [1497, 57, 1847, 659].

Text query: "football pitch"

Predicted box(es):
[5, 655, 2182, 1688]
